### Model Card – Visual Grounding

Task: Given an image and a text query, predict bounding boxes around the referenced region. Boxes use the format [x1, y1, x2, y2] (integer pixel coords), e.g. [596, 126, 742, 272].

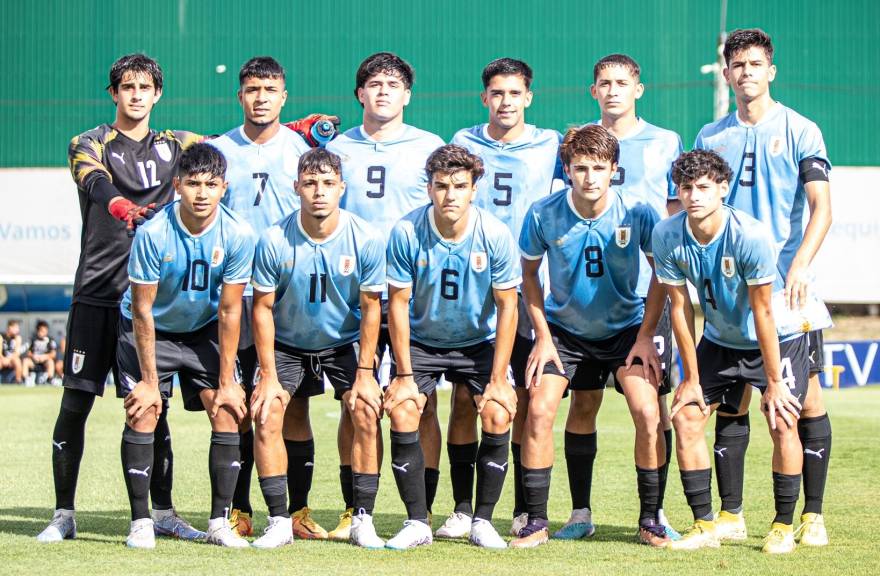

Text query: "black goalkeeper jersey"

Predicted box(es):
[68, 124, 201, 307]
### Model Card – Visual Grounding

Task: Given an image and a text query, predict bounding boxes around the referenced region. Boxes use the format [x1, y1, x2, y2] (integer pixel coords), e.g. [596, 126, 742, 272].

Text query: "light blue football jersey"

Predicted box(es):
[386, 206, 522, 348]
[593, 119, 682, 298]
[653, 206, 798, 349]
[520, 189, 657, 340]
[694, 103, 830, 279]
[450, 124, 564, 240]
[122, 202, 255, 333]
[251, 210, 385, 351]
[328, 124, 445, 242]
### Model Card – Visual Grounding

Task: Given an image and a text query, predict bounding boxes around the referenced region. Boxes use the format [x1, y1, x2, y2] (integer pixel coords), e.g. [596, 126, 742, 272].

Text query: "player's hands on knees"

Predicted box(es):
[784, 263, 809, 310]
[669, 378, 709, 419]
[211, 381, 247, 423]
[526, 336, 564, 389]
[478, 378, 517, 419]
[124, 381, 163, 423]
[108, 198, 158, 238]
[251, 374, 290, 425]
[383, 375, 423, 416]
[349, 371, 382, 420]
[625, 334, 662, 388]
[762, 379, 802, 430]
[285, 114, 341, 148]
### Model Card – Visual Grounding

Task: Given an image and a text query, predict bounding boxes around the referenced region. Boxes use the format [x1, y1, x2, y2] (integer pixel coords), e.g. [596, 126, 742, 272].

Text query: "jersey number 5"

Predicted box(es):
[493, 173, 513, 206]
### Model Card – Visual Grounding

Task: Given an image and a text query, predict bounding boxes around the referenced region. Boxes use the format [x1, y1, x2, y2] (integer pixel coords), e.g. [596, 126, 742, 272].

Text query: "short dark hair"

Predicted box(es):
[298, 148, 342, 177]
[355, 52, 414, 97]
[481, 58, 533, 89]
[724, 28, 774, 65]
[177, 143, 227, 179]
[671, 150, 733, 186]
[239, 56, 285, 86]
[593, 54, 640, 82]
[107, 53, 163, 91]
[36, 320, 49, 330]
[425, 144, 484, 184]
[7, 319, 19, 327]
[560, 125, 619, 166]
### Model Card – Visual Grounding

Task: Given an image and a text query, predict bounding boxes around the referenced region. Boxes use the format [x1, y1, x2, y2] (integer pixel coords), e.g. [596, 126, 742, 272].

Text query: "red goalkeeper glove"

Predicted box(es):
[285, 114, 341, 148]
[109, 198, 158, 237]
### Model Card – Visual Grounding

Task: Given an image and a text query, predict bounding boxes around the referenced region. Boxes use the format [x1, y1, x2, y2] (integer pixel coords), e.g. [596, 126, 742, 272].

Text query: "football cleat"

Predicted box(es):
[714, 510, 747, 541]
[509, 518, 549, 549]
[207, 518, 250, 548]
[385, 519, 433, 550]
[638, 518, 671, 548]
[509, 512, 529, 537]
[36, 509, 76, 543]
[762, 522, 796, 554]
[328, 508, 354, 542]
[228, 508, 253, 537]
[657, 509, 681, 541]
[469, 518, 507, 549]
[291, 506, 328, 540]
[435, 511, 472, 538]
[252, 515, 294, 549]
[350, 510, 385, 549]
[152, 508, 206, 541]
[552, 508, 595, 540]
[794, 513, 828, 547]
[126, 518, 156, 549]
[668, 519, 720, 551]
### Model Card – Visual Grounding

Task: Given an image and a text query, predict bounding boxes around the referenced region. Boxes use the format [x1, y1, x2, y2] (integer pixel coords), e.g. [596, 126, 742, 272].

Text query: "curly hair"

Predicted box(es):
[671, 149, 733, 186]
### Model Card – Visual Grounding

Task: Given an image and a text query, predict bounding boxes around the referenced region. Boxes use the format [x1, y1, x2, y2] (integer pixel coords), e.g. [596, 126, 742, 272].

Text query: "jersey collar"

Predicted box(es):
[237, 125, 282, 147]
[428, 206, 477, 245]
[358, 123, 408, 144]
[734, 101, 784, 128]
[565, 188, 617, 222]
[684, 205, 731, 247]
[479, 123, 536, 148]
[591, 117, 646, 141]
[173, 202, 221, 238]
[297, 209, 348, 245]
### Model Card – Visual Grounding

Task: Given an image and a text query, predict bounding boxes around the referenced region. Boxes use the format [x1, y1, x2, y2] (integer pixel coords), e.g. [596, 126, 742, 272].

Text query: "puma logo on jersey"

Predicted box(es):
[486, 461, 508, 472]
[305, 462, 314, 468]
[391, 462, 410, 473]
[714, 447, 727, 458]
[111, 151, 126, 165]
[52, 440, 66, 451]
[804, 448, 825, 459]
[128, 466, 151, 477]
[230, 461, 241, 469]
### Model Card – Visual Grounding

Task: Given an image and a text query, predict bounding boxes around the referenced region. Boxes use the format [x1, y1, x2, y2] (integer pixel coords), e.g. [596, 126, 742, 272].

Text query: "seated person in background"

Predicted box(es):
[23, 320, 58, 385]
[1, 320, 24, 384]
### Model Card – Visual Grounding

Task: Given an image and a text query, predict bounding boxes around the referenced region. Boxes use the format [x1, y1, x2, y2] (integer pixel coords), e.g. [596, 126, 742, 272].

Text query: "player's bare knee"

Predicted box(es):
[389, 401, 421, 431]
[480, 402, 511, 433]
[353, 400, 379, 433]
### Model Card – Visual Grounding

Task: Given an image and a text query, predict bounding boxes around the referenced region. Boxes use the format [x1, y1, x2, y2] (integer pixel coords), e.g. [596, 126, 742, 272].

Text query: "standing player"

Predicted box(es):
[37, 54, 203, 543]
[438, 57, 562, 539]
[327, 52, 445, 538]
[117, 143, 255, 549]
[383, 144, 521, 549]
[511, 125, 667, 549]
[655, 149, 806, 553]
[550, 54, 685, 541]
[248, 148, 386, 549]
[695, 28, 833, 546]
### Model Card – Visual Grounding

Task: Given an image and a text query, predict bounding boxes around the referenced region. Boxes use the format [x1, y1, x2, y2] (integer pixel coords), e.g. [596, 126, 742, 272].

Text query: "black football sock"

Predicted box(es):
[564, 431, 597, 510]
[390, 430, 428, 522]
[636, 467, 661, 524]
[657, 428, 673, 511]
[425, 467, 440, 514]
[799, 414, 832, 515]
[209, 432, 241, 520]
[150, 404, 173, 510]
[511, 442, 526, 516]
[448, 442, 478, 515]
[522, 466, 552, 521]
[681, 468, 713, 521]
[232, 428, 254, 514]
[52, 388, 94, 510]
[474, 430, 509, 522]
[259, 475, 289, 518]
[285, 438, 315, 513]
[773, 472, 801, 525]
[121, 426, 154, 521]
[353, 472, 380, 515]
[715, 413, 750, 513]
[340, 465, 354, 510]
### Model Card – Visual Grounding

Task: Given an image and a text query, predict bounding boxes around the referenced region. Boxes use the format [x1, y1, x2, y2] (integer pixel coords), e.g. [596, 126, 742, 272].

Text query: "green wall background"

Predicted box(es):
[2, 0, 877, 167]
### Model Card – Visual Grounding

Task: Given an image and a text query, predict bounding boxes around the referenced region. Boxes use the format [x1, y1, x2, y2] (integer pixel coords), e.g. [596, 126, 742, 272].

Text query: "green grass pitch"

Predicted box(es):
[1, 386, 878, 575]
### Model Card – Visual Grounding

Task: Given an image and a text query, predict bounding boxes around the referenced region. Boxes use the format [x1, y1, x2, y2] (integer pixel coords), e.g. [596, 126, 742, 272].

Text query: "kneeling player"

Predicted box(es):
[511, 125, 667, 549]
[117, 143, 254, 549]
[383, 145, 521, 550]
[654, 150, 805, 554]
[249, 149, 386, 549]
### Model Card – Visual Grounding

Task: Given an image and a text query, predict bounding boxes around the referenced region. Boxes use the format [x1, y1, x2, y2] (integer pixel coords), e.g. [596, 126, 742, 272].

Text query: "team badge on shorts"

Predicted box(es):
[770, 136, 785, 157]
[154, 140, 172, 162]
[471, 252, 488, 273]
[721, 256, 736, 278]
[211, 247, 225, 267]
[616, 226, 631, 248]
[71, 349, 86, 374]
[339, 255, 356, 276]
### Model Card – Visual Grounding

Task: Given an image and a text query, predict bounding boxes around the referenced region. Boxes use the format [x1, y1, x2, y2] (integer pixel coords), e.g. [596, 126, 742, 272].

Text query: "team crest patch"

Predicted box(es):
[339, 255, 356, 276]
[154, 141, 172, 162]
[471, 252, 488, 272]
[71, 350, 86, 374]
[163, 253, 174, 262]
[770, 136, 785, 157]
[211, 247, 225, 267]
[721, 256, 736, 278]
[417, 259, 428, 268]
[615, 226, 631, 248]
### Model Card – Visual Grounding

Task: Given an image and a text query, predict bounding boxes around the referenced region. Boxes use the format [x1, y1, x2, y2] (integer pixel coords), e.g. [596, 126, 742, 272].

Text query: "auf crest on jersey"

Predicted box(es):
[339, 255, 356, 276]
[721, 256, 736, 278]
[616, 226, 631, 248]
